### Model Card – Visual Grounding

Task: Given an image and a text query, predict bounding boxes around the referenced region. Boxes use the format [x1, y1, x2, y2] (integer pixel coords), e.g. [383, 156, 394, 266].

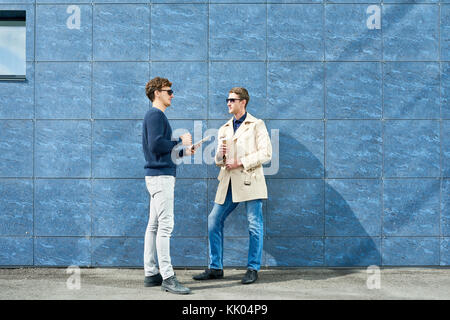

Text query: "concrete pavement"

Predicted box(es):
[1, 267, 449, 300]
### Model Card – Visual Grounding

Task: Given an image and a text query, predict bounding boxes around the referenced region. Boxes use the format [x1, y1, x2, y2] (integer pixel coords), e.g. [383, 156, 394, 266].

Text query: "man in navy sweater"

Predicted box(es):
[142, 77, 193, 295]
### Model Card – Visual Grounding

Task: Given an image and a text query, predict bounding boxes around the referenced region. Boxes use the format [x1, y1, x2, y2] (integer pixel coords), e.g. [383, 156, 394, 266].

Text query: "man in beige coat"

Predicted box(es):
[193, 87, 272, 284]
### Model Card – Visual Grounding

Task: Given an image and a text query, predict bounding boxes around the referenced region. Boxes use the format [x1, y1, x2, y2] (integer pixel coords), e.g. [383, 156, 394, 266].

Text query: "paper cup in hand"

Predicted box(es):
[219, 136, 228, 158]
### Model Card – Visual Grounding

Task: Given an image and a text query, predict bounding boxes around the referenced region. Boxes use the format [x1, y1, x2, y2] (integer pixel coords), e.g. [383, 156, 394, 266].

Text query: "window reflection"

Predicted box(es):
[0, 10, 26, 81]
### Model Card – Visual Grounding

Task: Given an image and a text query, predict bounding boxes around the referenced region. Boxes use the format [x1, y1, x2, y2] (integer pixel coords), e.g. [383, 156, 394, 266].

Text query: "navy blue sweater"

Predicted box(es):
[142, 108, 181, 177]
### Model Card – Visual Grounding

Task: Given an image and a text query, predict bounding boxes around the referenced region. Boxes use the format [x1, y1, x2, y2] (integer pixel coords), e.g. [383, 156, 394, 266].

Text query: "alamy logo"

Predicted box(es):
[171, 121, 279, 175]
[366, 5, 381, 30]
[66, 265, 81, 290]
[366, 265, 381, 290]
[66, 5, 81, 30]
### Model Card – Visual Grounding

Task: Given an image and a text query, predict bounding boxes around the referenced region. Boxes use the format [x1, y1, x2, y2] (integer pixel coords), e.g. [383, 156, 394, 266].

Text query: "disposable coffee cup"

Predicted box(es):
[219, 136, 228, 158]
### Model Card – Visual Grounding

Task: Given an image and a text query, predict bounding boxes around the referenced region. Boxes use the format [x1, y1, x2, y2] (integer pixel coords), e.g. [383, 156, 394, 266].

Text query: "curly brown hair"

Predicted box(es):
[229, 87, 250, 108]
[145, 77, 172, 102]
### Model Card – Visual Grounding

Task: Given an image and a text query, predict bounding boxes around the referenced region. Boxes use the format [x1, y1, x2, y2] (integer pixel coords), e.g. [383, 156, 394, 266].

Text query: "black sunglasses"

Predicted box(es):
[160, 89, 174, 95]
[226, 98, 243, 103]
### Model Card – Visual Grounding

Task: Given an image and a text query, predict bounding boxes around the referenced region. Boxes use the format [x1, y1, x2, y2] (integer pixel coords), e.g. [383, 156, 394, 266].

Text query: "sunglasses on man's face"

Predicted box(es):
[160, 89, 174, 95]
[226, 98, 243, 104]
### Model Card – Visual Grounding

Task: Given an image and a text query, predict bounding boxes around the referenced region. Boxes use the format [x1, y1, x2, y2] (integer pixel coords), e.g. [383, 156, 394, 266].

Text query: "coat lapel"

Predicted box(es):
[232, 112, 257, 141]
[221, 118, 234, 139]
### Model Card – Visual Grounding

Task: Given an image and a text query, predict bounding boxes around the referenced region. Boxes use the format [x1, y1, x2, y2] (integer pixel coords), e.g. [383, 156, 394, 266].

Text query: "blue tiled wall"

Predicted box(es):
[0, 0, 449, 267]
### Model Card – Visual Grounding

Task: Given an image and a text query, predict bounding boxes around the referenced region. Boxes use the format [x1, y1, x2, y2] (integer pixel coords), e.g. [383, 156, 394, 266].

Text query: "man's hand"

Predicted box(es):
[180, 132, 192, 146]
[225, 158, 243, 170]
[217, 143, 228, 158]
[185, 144, 199, 156]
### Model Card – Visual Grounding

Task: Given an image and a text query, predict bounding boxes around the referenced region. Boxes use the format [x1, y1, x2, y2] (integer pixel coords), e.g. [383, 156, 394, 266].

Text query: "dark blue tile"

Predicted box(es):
[325, 4, 381, 61]
[384, 0, 438, 3]
[35, 179, 91, 236]
[38, 0, 86, 2]
[35, 237, 91, 266]
[266, 120, 324, 179]
[441, 179, 450, 236]
[383, 179, 440, 236]
[209, 62, 266, 120]
[383, 62, 440, 119]
[383, 5, 438, 61]
[92, 62, 149, 119]
[443, 63, 450, 119]
[209, 0, 265, 3]
[328, 0, 379, 2]
[38, 0, 91, 2]
[170, 120, 208, 179]
[267, 179, 324, 236]
[0, 120, 33, 177]
[0, 237, 33, 266]
[265, 237, 324, 267]
[209, 4, 266, 60]
[326, 62, 382, 119]
[92, 179, 147, 236]
[151, 62, 207, 120]
[326, 120, 382, 178]
[325, 237, 381, 267]
[92, 237, 143, 267]
[153, 0, 207, 2]
[35, 120, 91, 178]
[0, 63, 34, 119]
[36, 4, 92, 61]
[93, 120, 142, 178]
[268, 62, 324, 119]
[92, 0, 147, 3]
[0, 179, 33, 236]
[173, 179, 207, 237]
[440, 4, 450, 61]
[384, 120, 440, 177]
[441, 238, 450, 266]
[443, 121, 450, 177]
[267, 0, 321, 2]
[325, 179, 381, 236]
[93, 4, 149, 61]
[36, 62, 91, 119]
[382, 237, 440, 266]
[267, 4, 323, 61]
[151, 4, 207, 61]
[171, 238, 207, 267]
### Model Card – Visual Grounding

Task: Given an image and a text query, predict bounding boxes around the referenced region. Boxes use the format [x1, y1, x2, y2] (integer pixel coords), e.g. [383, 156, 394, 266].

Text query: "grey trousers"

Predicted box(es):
[143, 175, 175, 280]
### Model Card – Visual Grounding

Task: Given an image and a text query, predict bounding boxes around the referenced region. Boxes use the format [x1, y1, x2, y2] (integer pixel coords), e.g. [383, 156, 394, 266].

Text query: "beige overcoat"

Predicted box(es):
[214, 112, 272, 204]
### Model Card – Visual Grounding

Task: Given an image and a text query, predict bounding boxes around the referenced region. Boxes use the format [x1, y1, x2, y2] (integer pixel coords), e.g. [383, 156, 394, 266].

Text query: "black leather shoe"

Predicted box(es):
[241, 269, 258, 284]
[144, 273, 163, 287]
[193, 268, 224, 280]
[161, 275, 191, 295]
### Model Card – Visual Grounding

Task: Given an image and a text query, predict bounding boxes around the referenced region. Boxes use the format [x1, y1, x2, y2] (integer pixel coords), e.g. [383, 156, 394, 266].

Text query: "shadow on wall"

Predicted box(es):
[262, 131, 381, 269]
[87, 130, 381, 270]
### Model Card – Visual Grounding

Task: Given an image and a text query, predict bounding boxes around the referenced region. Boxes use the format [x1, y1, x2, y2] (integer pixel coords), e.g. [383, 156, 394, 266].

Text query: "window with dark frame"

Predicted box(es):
[0, 10, 26, 81]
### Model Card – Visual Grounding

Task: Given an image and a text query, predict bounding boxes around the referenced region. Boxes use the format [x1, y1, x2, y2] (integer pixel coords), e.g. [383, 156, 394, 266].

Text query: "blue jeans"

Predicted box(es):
[208, 184, 264, 271]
